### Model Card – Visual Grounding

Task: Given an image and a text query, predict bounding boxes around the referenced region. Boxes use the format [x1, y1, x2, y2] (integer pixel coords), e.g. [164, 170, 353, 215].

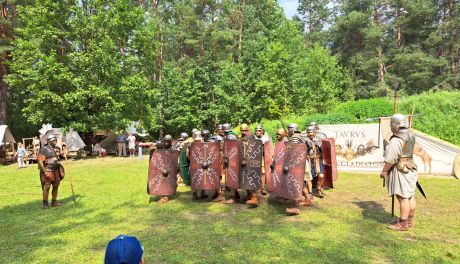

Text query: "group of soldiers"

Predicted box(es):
[146, 122, 333, 215]
[35, 113, 420, 230]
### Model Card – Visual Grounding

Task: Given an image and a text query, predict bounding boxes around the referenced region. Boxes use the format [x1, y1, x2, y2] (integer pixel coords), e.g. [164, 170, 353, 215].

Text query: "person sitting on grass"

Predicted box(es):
[105, 234, 144, 264]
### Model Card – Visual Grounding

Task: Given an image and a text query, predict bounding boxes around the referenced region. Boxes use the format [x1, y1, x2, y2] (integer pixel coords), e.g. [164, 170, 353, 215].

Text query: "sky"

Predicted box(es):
[278, 0, 299, 19]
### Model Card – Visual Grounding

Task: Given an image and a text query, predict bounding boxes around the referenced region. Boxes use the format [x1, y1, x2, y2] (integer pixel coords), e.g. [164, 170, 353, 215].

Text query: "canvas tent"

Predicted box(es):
[0, 125, 15, 146]
[39, 126, 86, 152]
[0, 125, 16, 164]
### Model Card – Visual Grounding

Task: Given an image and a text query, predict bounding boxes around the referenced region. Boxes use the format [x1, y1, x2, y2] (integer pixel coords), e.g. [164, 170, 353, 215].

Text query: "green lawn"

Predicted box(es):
[1, 157, 459, 264]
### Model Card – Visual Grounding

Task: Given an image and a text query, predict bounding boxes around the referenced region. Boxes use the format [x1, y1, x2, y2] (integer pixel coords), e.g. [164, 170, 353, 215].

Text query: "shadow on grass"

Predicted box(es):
[354, 200, 394, 224]
[0, 194, 114, 263]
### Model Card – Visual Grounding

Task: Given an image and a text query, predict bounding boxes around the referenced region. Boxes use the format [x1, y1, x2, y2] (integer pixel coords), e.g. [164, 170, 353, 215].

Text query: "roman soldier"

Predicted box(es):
[309, 122, 327, 140]
[305, 125, 326, 198]
[284, 123, 312, 215]
[380, 114, 418, 231]
[187, 130, 209, 200]
[255, 124, 270, 195]
[147, 135, 180, 204]
[37, 134, 65, 209]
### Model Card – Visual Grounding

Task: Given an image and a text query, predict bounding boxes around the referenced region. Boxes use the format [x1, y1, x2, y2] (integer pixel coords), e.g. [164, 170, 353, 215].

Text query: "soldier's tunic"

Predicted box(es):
[38, 145, 64, 186]
[384, 131, 418, 198]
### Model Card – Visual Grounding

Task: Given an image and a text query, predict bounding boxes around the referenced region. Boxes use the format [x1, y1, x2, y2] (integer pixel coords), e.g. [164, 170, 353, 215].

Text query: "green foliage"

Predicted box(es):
[399, 91, 460, 145]
[331, 98, 393, 121]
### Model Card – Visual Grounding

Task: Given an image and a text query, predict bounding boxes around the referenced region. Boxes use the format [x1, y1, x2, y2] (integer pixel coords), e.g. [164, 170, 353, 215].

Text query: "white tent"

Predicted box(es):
[0, 125, 15, 145]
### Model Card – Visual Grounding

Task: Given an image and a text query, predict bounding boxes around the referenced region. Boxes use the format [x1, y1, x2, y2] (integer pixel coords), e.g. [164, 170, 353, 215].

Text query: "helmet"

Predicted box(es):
[255, 124, 263, 131]
[47, 134, 57, 142]
[163, 135, 173, 142]
[202, 130, 211, 140]
[391, 113, 408, 133]
[180, 132, 189, 140]
[309, 121, 318, 127]
[307, 125, 316, 133]
[287, 123, 299, 132]
[276, 128, 286, 137]
[217, 124, 223, 130]
[193, 130, 202, 140]
[240, 123, 249, 131]
[222, 123, 232, 132]
[191, 128, 198, 134]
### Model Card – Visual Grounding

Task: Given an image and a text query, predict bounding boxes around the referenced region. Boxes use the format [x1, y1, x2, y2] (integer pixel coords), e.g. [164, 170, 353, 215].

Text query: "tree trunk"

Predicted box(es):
[373, 0, 385, 83]
[448, 0, 457, 74]
[237, 0, 245, 63]
[0, 1, 10, 124]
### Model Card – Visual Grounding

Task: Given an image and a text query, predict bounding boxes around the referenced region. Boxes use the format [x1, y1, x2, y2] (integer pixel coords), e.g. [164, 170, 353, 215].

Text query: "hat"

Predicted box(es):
[104, 234, 143, 264]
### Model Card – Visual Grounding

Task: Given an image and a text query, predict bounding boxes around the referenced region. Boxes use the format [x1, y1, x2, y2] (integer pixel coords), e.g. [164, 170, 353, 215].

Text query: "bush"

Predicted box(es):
[331, 98, 393, 121]
[399, 91, 460, 146]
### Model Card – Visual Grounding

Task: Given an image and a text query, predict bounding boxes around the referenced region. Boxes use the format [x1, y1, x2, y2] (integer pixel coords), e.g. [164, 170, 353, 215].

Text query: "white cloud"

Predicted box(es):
[278, 0, 298, 19]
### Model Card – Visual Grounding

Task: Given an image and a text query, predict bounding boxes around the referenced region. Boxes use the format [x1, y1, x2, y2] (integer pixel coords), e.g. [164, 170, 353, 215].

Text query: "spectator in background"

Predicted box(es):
[127, 133, 136, 158]
[15, 142, 27, 168]
[105, 234, 144, 264]
[117, 133, 127, 157]
[93, 141, 102, 157]
[33, 136, 40, 157]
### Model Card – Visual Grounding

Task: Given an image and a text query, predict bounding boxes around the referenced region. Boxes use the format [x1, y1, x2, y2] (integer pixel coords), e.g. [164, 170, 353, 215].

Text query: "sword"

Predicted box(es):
[279, 118, 289, 141]
[416, 181, 427, 199]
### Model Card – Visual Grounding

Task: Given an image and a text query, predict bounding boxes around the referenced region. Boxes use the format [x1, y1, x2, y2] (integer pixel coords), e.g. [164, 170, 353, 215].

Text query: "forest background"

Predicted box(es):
[1, 0, 459, 144]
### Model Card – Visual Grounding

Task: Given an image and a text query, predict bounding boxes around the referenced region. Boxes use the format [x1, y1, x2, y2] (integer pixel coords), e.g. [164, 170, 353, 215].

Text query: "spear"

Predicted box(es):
[64, 153, 77, 205]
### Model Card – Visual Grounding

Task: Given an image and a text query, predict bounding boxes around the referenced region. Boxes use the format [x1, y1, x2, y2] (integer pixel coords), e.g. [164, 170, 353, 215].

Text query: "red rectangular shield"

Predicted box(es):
[190, 142, 222, 191]
[239, 137, 263, 190]
[268, 141, 286, 193]
[263, 141, 274, 190]
[278, 143, 307, 200]
[148, 149, 180, 196]
[321, 138, 337, 189]
[224, 139, 240, 189]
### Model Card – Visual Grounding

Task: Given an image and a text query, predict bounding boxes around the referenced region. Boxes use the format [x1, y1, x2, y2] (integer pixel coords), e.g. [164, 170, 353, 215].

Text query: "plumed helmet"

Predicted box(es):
[287, 123, 299, 132]
[222, 123, 232, 132]
[163, 135, 173, 142]
[47, 134, 57, 142]
[180, 132, 189, 140]
[193, 130, 202, 140]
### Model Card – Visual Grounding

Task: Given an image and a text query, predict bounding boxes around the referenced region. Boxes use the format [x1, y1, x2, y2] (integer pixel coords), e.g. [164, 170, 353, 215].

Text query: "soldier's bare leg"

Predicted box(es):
[158, 196, 169, 203]
[212, 189, 224, 202]
[315, 174, 325, 198]
[192, 191, 199, 201]
[224, 189, 239, 204]
[246, 190, 259, 206]
[388, 195, 409, 231]
[42, 182, 51, 209]
[286, 200, 300, 215]
[408, 196, 416, 227]
[200, 190, 208, 199]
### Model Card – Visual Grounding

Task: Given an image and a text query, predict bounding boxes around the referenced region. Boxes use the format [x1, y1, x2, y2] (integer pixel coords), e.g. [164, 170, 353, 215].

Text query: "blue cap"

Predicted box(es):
[104, 234, 143, 264]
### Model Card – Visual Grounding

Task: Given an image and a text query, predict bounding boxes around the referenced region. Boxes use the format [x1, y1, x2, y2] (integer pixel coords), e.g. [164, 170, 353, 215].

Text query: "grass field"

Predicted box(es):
[1, 157, 459, 264]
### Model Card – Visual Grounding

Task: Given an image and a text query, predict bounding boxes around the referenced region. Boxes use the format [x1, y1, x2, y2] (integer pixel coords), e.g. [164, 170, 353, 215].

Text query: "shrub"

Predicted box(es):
[399, 91, 460, 145]
[331, 98, 393, 121]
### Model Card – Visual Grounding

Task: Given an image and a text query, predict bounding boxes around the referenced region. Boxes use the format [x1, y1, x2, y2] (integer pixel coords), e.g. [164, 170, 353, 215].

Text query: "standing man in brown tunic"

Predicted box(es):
[37, 134, 65, 209]
[380, 114, 418, 231]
